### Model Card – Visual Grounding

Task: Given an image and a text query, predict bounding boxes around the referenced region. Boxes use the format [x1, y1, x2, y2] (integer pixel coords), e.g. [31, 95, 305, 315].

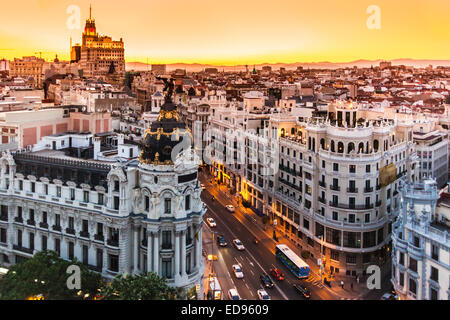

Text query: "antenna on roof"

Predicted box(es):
[89, 3, 92, 20]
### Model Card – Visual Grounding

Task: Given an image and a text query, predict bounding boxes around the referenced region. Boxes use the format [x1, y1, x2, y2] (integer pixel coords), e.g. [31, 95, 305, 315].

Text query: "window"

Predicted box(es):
[365, 213, 370, 223]
[431, 244, 439, 261]
[109, 254, 119, 272]
[44, 184, 48, 195]
[17, 230, 22, 247]
[0, 228, 6, 243]
[164, 198, 171, 214]
[42, 212, 47, 224]
[82, 245, 89, 265]
[332, 211, 339, 221]
[70, 188, 75, 200]
[409, 257, 417, 272]
[19, 180, 23, 191]
[83, 191, 89, 203]
[331, 250, 339, 261]
[41, 235, 47, 251]
[399, 272, 404, 287]
[96, 249, 103, 269]
[68, 217, 74, 230]
[333, 163, 339, 171]
[56, 186, 61, 198]
[185, 195, 191, 211]
[366, 164, 371, 173]
[399, 252, 404, 266]
[348, 214, 355, 223]
[162, 231, 172, 249]
[430, 266, 438, 282]
[409, 278, 417, 295]
[31, 182, 35, 193]
[55, 238, 60, 256]
[162, 259, 172, 279]
[98, 193, 104, 205]
[346, 254, 356, 264]
[68, 242, 74, 260]
[430, 288, 438, 300]
[349, 165, 356, 173]
[55, 214, 60, 227]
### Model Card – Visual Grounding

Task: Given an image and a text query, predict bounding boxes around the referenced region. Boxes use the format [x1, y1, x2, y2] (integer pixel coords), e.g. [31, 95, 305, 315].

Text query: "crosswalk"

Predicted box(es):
[304, 276, 324, 288]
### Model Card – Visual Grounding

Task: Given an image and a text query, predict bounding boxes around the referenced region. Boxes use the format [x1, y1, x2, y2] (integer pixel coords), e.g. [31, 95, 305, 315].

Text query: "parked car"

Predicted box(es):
[226, 205, 235, 212]
[216, 235, 227, 247]
[232, 264, 244, 279]
[228, 288, 241, 300]
[206, 218, 216, 228]
[380, 293, 399, 300]
[293, 284, 311, 299]
[257, 289, 271, 300]
[232, 239, 245, 251]
[260, 273, 274, 288]
[270, 268, 285, 281]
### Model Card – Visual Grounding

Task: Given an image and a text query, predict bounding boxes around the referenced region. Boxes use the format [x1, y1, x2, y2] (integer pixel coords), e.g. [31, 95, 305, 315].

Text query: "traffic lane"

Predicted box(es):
[202, 191, 333, 301]
[203, 200, 288, 300]
[204, 208, 277, 301]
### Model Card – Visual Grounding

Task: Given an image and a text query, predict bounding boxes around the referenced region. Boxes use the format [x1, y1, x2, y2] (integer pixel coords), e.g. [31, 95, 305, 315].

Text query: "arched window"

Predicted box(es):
[291, 128, 295, 135]
[320, 138, 326, 150]
[281, 128, 285, 137]
[338, 142, 344, 154]
[348, 142, 355, 154]
[373, 139, 379, 152]
[358, 142, 364, 154]
[331, 140, 335, 152]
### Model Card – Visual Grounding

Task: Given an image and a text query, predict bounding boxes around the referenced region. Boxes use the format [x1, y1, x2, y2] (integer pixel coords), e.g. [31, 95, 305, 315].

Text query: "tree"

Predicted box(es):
[0, 251, 102, 300]
[99, 272, 185, 300]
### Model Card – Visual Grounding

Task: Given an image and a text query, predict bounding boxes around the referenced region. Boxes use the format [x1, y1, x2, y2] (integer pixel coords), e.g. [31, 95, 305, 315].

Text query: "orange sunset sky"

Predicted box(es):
[0, 0, 449, 65]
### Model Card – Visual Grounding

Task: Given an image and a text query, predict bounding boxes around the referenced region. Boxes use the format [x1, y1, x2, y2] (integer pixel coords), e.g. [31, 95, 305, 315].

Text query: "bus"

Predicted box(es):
[275, 244, 310, 279]
[208, 276, 223, 300]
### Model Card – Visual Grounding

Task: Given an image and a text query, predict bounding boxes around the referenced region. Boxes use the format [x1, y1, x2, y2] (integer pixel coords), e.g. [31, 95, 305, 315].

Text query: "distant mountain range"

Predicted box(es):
[126, 59, 450, 72]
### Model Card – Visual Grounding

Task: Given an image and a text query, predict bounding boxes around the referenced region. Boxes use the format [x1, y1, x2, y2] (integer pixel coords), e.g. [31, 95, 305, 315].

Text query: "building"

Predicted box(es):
[391, 179, 450, 300]
[151, 65, 167, 76]
[414, 130, 449, 188]
[77, 6, 125, 83]
[271, 101, 417, 275]
[9, 57, 45, 88]
[0, 92, 206, 295]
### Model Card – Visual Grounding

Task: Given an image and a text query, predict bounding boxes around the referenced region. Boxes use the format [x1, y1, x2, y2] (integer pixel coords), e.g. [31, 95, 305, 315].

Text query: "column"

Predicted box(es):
[181, 230, 186, 277]
[133, 227, 139, 273]
[195, 224, 201, 270]
[153, 230, 159, 275]
[147, 232, 151, 273]
[174, 231, 180, 277]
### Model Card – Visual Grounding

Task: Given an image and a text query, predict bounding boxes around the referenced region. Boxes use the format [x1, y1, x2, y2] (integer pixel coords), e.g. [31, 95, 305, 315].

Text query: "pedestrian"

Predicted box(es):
[356, 276, 360, 284]
[341, 280, 344, 289]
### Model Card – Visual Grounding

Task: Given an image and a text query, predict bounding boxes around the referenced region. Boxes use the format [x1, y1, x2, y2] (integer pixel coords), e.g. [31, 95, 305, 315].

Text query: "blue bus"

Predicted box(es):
[275, 244, 310, 279]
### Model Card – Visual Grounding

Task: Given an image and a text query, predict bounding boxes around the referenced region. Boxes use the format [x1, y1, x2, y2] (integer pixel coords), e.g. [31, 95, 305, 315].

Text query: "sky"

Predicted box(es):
[0, 0, 449, 65]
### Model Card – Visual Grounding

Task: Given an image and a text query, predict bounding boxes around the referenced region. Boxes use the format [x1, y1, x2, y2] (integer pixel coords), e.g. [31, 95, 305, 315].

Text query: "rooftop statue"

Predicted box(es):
[156, 76, 174, 103]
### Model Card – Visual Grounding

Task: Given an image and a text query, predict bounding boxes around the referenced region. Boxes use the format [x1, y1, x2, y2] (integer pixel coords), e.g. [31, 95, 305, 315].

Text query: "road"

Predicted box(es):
[200, 171, 338, 301]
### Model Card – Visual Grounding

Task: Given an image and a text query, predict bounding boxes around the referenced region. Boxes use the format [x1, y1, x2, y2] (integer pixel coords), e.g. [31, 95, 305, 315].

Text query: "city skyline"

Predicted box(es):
[0, 0, 449, 65]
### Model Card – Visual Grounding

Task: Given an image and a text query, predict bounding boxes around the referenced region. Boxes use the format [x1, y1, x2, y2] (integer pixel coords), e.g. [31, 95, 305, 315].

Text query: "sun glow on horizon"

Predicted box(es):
[0, 0, 449, 65]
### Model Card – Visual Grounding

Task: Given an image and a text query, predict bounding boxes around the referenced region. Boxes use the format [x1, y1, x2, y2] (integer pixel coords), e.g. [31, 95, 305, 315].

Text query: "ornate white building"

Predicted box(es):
[0, 90, 206, 295]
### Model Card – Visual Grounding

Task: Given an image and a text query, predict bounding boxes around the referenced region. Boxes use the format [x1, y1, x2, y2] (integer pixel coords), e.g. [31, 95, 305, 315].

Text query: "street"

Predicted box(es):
[199, 170, 392, 300]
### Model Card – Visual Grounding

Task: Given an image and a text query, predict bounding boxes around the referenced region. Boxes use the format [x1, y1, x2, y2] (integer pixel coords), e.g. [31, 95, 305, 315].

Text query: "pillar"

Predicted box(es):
[181, 230, 186, 277]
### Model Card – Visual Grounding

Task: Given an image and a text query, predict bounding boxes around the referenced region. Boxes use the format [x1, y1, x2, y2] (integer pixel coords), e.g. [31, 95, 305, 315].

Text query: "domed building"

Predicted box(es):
[0, 81, 206, 297]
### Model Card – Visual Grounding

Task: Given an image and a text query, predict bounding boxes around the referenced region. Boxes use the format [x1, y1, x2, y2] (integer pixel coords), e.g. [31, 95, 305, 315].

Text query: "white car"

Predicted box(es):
[206, 218, 216, 228]
[232, 264, 244, 279]
[201, 184, 206, 190]
[226, 205, 235, 212]
[228, 288, 241, 300]
[232, 239, 245, 251]
[257, 289, 271, 300]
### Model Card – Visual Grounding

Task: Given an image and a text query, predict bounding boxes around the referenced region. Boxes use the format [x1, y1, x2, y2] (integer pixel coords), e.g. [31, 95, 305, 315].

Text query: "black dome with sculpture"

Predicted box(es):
[139, 77, 192, 165]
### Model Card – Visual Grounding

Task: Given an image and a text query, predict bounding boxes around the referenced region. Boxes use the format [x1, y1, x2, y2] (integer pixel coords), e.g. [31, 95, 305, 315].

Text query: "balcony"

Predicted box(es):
[80, 231, 90, 239]
[318, 197, 326, 204]
[66, 228, 76, 235]
[107, 239, 119, 247]
[161, 243, 172, 250]
[26, 219, 36, 226]
[52, 225, 62, 232]
[39, 222, 49, 229]
[141, 239, 148, 247]
[13, 245, 34, 255]
[330, 185, 340, 192]
[94, 234, 104, 242]
[14, 216, 23, 223]
[364, 187, 374, 193]
[0, 215, 8, 222]
[376, 200, 382, 207]
[347, 188, 359, 193]
[319, 181, 326, 188]
[329, 201, 374, 210]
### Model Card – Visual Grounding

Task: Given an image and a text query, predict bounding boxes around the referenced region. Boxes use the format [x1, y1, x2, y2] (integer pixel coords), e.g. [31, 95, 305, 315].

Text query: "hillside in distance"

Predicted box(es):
[126, 59, 450, 72]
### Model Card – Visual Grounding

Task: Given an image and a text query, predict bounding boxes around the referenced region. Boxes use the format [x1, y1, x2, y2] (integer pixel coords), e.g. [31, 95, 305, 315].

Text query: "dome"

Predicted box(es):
[139, 101, 191, 165]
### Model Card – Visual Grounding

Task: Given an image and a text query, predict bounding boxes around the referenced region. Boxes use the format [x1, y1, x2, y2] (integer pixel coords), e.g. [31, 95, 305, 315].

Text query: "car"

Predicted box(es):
[206, 218, 216, 228]
[207, 254, 218, 261]
[257, 289, 271, 300]
[201, 184, 206, 190]
[380, 293, 399, 300]
[232, 239, 245, 251]
[228, 288, 241, 300]
[232, 264, 244, 279]
[293, 284, 311, 299]
[226, 205, 235, 212]
[216, 235, 227, 247]
[260, 273, 274, 288]
[270, 268, 285, 281]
